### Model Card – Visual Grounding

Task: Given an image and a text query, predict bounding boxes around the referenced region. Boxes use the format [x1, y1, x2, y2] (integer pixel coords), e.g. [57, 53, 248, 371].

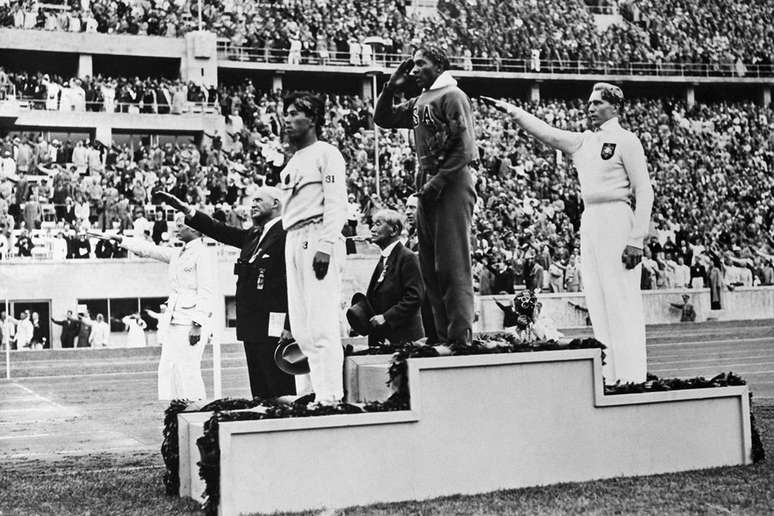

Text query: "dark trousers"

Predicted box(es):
[243, 339, 296, 399]
[416, 167, 475, 345]
[61, 334, 75, 348]
[420, 292, 438, 344]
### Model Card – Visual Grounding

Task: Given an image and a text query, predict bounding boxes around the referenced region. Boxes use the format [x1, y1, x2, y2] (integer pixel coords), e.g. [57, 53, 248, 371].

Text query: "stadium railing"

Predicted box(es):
[0, 97, 219, 114]
[215, 42, 774, 79]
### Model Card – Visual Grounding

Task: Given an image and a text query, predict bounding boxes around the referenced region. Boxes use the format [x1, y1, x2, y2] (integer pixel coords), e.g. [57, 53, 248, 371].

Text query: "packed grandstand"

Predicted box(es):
[0, 0, 773, 299]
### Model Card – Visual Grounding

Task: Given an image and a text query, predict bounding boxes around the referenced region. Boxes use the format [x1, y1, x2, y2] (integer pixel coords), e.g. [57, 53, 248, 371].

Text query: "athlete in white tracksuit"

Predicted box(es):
[280, 92, 348, 404]
[110, 222, 216, 400]
[483, 83, 654, 384]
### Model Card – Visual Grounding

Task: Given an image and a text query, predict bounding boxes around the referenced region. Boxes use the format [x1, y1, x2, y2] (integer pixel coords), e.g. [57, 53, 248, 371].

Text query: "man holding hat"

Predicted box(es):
[348, 209, 424, 347]
[374, 45, 478, 349]
[483, 83, 654, 384]
[279, 91, 348, 405]
[155, 187, 297, 400]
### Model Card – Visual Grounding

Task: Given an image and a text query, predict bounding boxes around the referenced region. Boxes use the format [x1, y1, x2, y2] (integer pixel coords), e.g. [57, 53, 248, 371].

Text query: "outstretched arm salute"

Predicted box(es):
[481, 96, 583, 155]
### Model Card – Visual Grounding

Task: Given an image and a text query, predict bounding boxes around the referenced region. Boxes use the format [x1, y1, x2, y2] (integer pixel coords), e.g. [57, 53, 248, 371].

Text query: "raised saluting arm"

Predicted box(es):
[481, 96, 584, 155]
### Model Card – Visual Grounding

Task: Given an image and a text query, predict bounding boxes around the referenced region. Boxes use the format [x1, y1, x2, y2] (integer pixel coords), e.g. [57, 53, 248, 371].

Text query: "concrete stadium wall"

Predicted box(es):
[0, 28, 185, 58]
[176, 349, 751, 514]
[0, 252, 376, 348]
[5, 108, 225, 140]
[478, 286, 774, 331]
[1, 254, 773, 347]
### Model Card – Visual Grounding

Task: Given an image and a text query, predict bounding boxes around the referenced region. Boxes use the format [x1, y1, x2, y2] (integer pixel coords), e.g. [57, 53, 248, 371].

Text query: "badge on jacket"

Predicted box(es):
[600, 142, 616, 160]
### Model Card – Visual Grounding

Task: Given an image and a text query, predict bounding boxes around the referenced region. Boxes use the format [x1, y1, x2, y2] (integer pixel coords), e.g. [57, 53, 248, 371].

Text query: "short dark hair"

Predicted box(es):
[283, 91, 326, 135]
[414, 45, 450, 71]
[591, 82, 624, 108]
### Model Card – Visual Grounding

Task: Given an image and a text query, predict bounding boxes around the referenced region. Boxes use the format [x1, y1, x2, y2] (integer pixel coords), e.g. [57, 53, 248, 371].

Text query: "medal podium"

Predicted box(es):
[176, 348, 752, 515]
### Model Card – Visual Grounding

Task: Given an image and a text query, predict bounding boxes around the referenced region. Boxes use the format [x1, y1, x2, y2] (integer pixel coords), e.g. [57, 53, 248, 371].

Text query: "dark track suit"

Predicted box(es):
[374, 74, 478, 345]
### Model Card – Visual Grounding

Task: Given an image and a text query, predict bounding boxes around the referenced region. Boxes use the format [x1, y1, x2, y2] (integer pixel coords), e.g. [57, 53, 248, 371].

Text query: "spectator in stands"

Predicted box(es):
[523, 253, 545, 292]
[0, 150, 15, 178]
[15, 310, 33, 349]
[51, 232, 68, 260]
[0, 230, 10, 259]
[89, 313, 110, 347]
[670, 294, 697, 322]
[14, 229, 32, 257]
[565, 255, 582, 292]
[30, 311, 46, 349]
[122, 313, 147, 348]
[151, 209, 168, 244]
[0, 310, 15, 350]
[71, 232, 91, 258]
[75, 311, 92, 347]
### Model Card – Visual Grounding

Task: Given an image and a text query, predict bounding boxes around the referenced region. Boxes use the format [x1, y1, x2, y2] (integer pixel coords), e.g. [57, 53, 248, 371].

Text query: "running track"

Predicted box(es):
[2, 320, 772, 461]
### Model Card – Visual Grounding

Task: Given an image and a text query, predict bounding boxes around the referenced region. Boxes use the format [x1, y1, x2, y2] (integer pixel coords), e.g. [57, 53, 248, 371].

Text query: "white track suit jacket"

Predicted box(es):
[121, 237, 217, 400]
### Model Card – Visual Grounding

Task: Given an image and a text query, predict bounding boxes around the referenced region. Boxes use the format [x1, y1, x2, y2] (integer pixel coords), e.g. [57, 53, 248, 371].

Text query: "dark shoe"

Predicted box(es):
[293, 393, 316, 406]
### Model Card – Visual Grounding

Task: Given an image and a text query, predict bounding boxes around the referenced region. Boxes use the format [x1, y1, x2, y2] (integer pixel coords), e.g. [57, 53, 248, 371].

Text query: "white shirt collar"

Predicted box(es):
[427, 71, 457, 91]
[599, 117, 620, 131]
[381, 239, 400, 259]
[259, 216, 282, 242]
[182, 237, 203, 251]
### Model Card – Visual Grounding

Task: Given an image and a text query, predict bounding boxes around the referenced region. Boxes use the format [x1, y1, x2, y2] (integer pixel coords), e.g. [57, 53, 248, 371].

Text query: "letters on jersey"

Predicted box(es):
[412, 104, 437, 129]
[412, 103, 463, 171]
[600, 142, 617, 160]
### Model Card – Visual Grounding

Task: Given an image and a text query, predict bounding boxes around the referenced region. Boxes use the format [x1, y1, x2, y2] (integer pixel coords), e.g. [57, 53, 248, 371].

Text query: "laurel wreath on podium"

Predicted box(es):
[161, 335, 765, 515]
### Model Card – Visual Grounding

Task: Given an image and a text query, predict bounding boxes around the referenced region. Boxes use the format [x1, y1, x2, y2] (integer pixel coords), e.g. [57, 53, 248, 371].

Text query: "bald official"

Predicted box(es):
[483, 83, 654, 384]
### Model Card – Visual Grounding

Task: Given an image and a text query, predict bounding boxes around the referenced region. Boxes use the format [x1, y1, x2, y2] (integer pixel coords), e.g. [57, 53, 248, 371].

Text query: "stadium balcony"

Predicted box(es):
[0, 26, 771, 115]
[0, 95, 224, 144]
[216, 41, 774, 82]
[1, 27, 772, 85]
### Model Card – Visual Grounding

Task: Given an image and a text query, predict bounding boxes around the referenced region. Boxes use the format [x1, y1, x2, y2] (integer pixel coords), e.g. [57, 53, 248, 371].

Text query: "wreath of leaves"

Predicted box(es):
[161, 398, 262, 497]
[196, 399, 402, 515]
[173, 336, 764, 514]
[161, 399, 193, 495]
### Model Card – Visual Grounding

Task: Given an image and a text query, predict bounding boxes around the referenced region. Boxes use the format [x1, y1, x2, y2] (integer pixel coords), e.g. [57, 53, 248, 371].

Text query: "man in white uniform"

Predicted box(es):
[483, 83, 654, 384]
[94, 215, 216, 400]
[89, 313, 110, 347]
[279, 92, 348, 404]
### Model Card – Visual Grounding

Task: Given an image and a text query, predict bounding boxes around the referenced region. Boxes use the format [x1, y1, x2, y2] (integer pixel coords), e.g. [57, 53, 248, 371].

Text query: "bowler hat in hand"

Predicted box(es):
[346, 292, 374, 336]
[274, 340, 310, 375]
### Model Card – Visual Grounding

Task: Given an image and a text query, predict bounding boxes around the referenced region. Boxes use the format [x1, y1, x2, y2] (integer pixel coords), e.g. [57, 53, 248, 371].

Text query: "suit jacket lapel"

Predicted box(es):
[241, 227, 263, 261]
[257, 222, 282, 254]
[245, 222, 282, 262]
[366, 257, 382, 297]
[373, 242, 402, 293]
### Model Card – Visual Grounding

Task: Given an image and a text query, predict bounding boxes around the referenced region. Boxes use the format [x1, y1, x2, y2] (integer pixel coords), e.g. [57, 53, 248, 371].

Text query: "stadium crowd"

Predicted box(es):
[1, 0, 771, 72]
[1, 81, 773, 293]
[0, 68, 216, 113]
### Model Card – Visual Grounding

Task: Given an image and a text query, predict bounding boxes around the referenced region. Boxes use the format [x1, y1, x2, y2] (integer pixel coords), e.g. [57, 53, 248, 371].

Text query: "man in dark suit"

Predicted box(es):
[364, 209, 424, 346]
[155, 188, 295, 399]
[51, 310, 80, 348]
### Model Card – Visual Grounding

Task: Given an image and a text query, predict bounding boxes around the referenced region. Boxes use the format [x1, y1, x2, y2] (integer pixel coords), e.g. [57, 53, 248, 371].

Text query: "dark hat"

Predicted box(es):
[346, 292, 374, 336]
[274, 340, 310, 375]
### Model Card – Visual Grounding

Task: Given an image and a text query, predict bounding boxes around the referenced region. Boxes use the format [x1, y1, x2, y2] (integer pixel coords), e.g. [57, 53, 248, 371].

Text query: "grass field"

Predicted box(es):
[2, 403, 771, 516]
[1, 321, 772, 515]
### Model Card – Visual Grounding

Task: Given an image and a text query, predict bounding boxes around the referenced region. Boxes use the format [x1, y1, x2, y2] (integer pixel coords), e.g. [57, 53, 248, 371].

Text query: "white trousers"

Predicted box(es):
[157, 324, 206, 401]
[285, 221, 345, 403]
[580, 202, 647, 384]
